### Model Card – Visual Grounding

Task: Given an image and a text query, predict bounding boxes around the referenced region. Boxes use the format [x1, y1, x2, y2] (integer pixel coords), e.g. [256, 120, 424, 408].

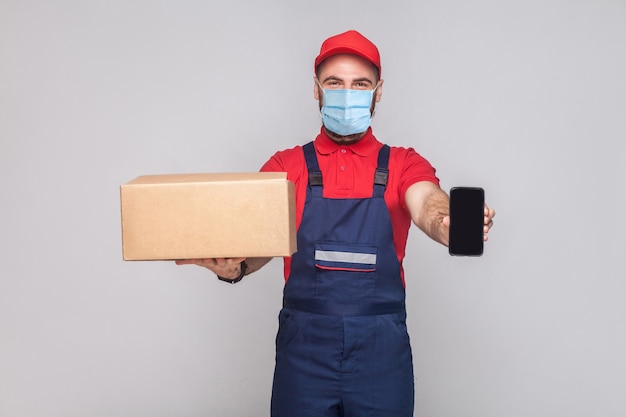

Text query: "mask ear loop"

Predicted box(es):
[315, 79, 326, 120]
[370, 81, 381, 118]
[315, 79, 326, 98]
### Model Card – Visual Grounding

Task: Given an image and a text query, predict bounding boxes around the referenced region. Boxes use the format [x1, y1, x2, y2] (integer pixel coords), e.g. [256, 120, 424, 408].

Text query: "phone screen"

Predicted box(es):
[449, 187, 485, 256]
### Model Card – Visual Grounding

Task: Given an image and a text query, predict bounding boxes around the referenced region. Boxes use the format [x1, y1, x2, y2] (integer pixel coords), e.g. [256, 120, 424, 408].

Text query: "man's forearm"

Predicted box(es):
[417, 188, 450, 246]
[406, 182, 450, 247]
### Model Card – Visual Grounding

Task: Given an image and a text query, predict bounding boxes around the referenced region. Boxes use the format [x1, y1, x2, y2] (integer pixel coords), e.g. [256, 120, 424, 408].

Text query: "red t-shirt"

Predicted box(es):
[260, 127, 439, 285]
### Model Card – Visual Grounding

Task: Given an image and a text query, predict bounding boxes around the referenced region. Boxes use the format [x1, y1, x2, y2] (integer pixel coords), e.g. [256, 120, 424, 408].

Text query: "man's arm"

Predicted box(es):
[405, 181, 496, 246]
[405, 181, 451, 246]
[175, 257, 273, 281]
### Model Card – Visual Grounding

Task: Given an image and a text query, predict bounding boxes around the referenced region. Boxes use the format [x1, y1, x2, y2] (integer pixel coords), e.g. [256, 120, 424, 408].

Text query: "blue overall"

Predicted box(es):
[271, 142, 414, 417]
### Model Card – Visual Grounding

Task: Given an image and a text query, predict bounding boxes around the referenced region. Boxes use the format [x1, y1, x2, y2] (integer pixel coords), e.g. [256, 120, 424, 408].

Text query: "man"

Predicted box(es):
[177, 30, 496, 417]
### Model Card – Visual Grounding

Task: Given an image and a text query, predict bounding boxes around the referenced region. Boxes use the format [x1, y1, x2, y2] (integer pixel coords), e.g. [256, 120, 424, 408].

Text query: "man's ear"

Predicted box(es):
[313, 76, 322, 100]
[374, 79, 384, 102]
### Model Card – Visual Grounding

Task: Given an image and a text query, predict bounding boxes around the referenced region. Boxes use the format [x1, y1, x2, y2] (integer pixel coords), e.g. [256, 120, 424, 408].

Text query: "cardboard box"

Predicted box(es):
[120, 172, 296, 260]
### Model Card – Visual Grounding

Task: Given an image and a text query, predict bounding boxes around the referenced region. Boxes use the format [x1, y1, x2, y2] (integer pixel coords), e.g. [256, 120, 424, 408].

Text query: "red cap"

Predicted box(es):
[314, 30, 381, 76]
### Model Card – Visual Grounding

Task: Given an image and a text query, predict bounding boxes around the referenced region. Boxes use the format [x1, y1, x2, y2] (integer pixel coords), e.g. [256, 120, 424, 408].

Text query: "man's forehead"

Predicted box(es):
[317, 53, 379, 79]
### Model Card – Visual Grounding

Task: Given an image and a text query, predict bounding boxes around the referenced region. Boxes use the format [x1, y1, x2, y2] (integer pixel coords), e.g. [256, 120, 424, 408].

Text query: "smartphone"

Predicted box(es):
[449, 187, 485, 256]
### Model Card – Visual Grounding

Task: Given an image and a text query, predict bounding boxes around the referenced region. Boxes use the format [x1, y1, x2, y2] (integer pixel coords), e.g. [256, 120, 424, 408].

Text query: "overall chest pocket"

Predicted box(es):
[315, 242, 378, 272]
[314, 242, 378, 302]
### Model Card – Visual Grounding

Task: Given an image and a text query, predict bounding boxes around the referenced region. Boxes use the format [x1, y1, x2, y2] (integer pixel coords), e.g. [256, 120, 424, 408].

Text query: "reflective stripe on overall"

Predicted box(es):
[271, 142, 415, 417]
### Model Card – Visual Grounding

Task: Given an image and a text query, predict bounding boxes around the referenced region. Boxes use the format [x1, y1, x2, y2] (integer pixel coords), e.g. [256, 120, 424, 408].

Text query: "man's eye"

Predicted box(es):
[324, 82, 342, 89]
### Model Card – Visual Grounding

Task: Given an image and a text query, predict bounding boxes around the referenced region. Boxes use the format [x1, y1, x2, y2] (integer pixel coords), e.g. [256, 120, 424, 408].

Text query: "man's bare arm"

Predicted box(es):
[405, 181, 450, 246]
[405, 181, 496, 247]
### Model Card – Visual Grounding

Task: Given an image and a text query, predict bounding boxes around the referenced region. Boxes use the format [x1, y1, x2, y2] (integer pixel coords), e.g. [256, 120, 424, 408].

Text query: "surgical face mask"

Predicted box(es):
[318, 82, 378, 136]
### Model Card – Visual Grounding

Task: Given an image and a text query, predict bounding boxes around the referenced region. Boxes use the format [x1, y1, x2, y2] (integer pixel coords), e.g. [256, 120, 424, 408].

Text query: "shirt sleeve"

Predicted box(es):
[260, 152, 284, 172]
[396, 147, 440, 209]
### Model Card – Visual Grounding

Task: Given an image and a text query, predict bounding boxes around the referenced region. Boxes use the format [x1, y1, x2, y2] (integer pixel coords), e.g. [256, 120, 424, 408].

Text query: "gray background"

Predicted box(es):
[1, 0, 624, 416]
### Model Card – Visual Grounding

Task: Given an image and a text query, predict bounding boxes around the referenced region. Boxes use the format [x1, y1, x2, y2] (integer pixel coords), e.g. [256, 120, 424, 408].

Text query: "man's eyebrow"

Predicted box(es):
[321, 76, 343, 83]
[321, 76, 374, 84]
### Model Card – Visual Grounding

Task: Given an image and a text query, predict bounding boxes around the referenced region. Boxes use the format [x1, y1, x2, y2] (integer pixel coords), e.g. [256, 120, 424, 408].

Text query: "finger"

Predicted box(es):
[214, 258, 227, 267]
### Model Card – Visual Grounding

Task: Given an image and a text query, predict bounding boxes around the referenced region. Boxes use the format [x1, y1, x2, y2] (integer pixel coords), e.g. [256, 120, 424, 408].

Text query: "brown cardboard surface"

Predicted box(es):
[120, 172, 296, 260]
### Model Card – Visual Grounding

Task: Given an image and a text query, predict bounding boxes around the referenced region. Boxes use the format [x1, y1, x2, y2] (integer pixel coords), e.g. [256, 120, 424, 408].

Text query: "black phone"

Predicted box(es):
[449, 187, 485, 256]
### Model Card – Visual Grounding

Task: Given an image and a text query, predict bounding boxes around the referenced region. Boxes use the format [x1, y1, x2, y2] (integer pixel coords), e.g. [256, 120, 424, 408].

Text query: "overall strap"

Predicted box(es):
[303, 141, 323, 198]
[373, 144, 390, 198]
[303, 141, 322, 185]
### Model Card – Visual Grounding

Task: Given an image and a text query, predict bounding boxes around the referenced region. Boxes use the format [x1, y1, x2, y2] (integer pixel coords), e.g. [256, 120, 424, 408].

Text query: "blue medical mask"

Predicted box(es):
[318, 82, 378, 136]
